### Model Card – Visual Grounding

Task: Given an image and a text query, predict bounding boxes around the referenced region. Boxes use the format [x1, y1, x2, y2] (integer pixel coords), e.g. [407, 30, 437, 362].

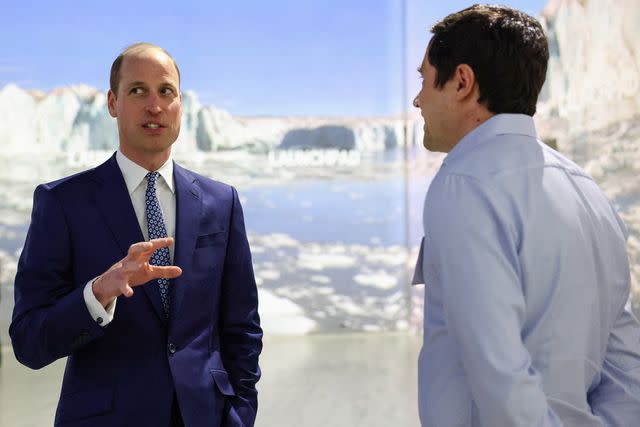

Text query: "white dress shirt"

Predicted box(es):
[83, 150, 176, 326]
[413, 114, 640, 426]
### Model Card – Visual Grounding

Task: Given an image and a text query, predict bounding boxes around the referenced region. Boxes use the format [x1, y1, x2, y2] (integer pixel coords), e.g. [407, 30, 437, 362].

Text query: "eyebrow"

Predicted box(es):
[125, 81, 147, 88]
[125, 81, 177, 89]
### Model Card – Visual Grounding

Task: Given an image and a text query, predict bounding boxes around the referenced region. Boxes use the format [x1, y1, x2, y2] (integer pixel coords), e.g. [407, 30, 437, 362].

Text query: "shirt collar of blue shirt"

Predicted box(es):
[443, 113, 539, 167]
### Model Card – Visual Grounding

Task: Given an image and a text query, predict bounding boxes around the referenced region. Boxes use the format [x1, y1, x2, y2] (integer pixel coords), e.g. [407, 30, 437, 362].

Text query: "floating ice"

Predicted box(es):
[297, 252, 356, 270]
[258, 289, 317, 335]
[259, 269, 281, 281]
[364, 250, 407, 266]
[310, 275, 331, 284]
[260, 233, 300, 248]
[353, 272, 398, 289]
[328, 295, 366, 316]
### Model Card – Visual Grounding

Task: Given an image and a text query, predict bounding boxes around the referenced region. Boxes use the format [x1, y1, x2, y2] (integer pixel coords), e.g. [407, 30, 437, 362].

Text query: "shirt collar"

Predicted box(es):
[443, 113, 539, 166]
[116, 149, 175, 195]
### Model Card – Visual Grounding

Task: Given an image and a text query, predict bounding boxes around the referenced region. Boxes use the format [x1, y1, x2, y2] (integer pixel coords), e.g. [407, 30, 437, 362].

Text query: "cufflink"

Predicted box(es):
[96, 317, 103, 325]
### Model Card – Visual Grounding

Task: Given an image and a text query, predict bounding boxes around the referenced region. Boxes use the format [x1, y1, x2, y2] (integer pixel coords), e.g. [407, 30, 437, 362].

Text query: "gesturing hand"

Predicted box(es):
[92, 238, 183, 308]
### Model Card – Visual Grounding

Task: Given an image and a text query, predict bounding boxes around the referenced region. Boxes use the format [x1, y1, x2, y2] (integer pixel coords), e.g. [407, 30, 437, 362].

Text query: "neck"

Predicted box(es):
[449, 109, 495, 151]
[119, 145, 171, 172]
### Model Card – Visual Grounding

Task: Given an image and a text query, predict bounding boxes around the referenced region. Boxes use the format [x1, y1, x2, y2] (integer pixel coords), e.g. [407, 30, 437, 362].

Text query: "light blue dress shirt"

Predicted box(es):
[413, 114, 640, 426]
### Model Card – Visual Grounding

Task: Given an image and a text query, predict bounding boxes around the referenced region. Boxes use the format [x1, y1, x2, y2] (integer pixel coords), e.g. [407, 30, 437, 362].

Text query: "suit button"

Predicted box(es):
[168, 343, 177, 355]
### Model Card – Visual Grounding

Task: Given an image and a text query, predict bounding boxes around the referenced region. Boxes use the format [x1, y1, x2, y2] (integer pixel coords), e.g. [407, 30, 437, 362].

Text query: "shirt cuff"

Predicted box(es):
[83, 278, 116, 327]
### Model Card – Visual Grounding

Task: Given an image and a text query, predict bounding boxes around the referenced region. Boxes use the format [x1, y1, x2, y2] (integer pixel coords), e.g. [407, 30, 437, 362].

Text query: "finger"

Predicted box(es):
[122, 284, 134, 298]
[127, 241, 154, 257]
[148, 265, 183, 279]
[122, 261, 146, 275]
[148, 237, 175, 250]
[127, 238, 175, 261]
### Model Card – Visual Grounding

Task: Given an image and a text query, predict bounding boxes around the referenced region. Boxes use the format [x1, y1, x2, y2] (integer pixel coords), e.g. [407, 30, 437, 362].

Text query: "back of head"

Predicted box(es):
[429, 4, 549, 116]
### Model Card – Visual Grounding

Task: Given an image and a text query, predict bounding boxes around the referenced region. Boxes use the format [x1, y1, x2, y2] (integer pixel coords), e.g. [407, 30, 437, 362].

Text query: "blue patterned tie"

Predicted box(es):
[145, 172, 170, 317]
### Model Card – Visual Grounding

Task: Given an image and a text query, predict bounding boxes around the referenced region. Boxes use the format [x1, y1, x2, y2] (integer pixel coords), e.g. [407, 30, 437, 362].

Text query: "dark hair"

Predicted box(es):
[109, 42, 181, 95]
[428, 4, 548, 116]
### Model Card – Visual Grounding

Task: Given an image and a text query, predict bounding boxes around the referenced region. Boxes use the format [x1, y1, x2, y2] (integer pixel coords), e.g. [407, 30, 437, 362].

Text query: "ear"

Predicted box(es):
[107, 89, 117, 118]
[453, 64, 477, 101]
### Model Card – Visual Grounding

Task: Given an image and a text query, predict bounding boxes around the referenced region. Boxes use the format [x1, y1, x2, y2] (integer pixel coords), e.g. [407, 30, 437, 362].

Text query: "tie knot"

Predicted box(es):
[146, 172, 159, 187]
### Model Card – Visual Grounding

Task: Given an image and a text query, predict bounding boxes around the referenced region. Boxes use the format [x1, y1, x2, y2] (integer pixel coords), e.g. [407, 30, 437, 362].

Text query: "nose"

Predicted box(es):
[145, 104, 161, 115]
[412, 96, 420, 108]
[145, 94, 162, 115]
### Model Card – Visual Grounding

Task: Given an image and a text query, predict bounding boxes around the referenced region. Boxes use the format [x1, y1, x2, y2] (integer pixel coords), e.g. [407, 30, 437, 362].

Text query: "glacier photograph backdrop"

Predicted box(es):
[4, 1, 637, 338]
[0, 84, 421, 336]
[1, 0, 639, 426]
[0, 0, 427, 340]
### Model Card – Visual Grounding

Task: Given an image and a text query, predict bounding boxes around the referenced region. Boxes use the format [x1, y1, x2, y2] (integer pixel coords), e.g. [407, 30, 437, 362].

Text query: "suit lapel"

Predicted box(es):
[91, 153, 166, 323]
[171, 162, 202, 320]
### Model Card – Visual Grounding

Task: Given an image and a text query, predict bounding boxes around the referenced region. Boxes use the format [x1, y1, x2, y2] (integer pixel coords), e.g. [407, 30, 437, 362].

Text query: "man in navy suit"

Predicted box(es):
[9, 43, 262, 427]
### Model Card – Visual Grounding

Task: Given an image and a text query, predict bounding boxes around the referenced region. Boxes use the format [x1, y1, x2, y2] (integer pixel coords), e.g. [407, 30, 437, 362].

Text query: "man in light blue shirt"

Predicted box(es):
[412, 5, 640, 426]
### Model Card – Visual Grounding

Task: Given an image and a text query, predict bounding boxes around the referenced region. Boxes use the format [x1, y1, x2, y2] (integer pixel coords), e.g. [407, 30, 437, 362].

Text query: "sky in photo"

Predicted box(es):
[2, 0, 548, 116]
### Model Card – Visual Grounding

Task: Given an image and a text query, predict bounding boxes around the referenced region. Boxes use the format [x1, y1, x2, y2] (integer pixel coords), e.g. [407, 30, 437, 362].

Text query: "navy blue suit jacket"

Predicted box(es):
[9, 154, 262, 427]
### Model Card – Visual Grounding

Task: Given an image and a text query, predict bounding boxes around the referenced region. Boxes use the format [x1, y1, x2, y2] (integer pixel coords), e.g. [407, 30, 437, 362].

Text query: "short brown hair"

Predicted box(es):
[109, 42, 181, 95]
[429, 4, 548, 116]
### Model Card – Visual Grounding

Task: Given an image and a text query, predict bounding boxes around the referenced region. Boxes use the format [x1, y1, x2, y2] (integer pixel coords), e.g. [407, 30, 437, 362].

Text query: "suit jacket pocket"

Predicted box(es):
[196, 231, 226, 249]
[57, 385, 114, 423]
[211, 369, 236, 397]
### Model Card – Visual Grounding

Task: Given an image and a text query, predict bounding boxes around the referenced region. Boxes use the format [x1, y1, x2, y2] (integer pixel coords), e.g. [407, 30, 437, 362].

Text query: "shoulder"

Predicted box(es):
[33, 154, 122, 206]
[425, 167, 515, 241]
[36, 166, 99, 201]
[42, 168, 95, 189]
[39, 153, 119, 194]
[426, 171, 490, 215]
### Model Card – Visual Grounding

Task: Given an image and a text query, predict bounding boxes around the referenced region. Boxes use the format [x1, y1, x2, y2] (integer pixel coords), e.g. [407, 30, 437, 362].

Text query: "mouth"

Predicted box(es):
[142, 123, 165, 129]
[140, 122, 167, 136]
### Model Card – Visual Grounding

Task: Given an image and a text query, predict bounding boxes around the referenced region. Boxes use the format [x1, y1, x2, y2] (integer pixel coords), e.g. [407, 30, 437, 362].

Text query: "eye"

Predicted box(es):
[129, 87, 144, 95]
[160, 87, 175, 96]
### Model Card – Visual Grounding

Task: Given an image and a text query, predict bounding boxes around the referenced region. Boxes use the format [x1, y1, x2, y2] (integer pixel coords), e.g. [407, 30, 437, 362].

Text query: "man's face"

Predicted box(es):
[107, 49, 181, 159]
[413, 48, 456, 153]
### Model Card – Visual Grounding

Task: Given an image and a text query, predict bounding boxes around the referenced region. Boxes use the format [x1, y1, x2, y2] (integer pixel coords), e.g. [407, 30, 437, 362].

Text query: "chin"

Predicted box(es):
[422, 136, 435, 151]
[423, 137, 445, 153]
